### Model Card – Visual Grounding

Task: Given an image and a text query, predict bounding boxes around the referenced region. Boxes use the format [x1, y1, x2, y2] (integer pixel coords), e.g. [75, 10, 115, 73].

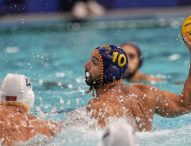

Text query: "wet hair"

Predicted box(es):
[120, 42, 143, 68]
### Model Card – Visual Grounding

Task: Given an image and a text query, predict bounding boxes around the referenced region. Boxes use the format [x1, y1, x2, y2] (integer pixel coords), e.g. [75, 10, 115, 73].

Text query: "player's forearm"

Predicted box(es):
[182, 65, 191, 107]
[181, 35, 191, 106]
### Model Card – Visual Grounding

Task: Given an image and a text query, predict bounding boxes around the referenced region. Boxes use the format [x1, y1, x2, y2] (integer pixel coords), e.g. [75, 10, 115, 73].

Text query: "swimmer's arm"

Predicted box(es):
[30, 116, 63, 138]
[155, 36, 191, 117]
[135, 84, 190, 117]
[154, 89, 191, 117]
[42, 120, 63, 136]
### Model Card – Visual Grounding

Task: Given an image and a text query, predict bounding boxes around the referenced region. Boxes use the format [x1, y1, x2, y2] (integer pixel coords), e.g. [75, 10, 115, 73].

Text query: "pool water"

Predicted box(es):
[0, 19, 190, 146]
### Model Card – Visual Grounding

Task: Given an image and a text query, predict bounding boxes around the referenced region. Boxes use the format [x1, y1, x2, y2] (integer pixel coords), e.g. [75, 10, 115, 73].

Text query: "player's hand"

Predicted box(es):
[183, 34, 191, 52]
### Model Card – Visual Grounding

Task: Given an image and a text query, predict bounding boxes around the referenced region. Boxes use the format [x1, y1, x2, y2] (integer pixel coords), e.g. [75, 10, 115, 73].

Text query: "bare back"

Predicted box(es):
[87, 83, 157, 131]
[87, 35, 191, 131]
[87, 76, 191, 131]
[0, 105, 58, 146]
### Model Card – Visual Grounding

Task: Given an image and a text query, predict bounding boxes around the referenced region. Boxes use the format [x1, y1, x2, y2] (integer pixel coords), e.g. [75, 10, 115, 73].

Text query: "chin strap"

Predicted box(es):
[86, 86, 97, 97]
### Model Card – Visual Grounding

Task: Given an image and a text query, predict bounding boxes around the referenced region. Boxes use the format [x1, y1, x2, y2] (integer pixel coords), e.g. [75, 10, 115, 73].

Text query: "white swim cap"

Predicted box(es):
[0, 73, 35, 111]
[98, 121, 137, 146]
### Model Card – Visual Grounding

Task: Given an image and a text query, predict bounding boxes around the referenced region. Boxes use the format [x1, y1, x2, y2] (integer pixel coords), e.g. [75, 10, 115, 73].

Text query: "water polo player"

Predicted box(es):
[84, 38, 191, 131]
[0, 74, 61, 146]
[120, 42, 162, 82]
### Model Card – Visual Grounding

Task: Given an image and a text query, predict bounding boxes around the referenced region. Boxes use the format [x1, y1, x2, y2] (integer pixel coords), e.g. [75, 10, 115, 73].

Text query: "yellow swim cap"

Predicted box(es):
[182, 15, 191, 42]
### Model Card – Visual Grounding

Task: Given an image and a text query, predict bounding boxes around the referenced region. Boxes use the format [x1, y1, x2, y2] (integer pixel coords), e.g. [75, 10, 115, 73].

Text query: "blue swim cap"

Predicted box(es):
[92, 45, 128, 84]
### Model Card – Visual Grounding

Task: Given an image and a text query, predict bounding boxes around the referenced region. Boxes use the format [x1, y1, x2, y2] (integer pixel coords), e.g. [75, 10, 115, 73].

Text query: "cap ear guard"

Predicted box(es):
[95, 45, 128, 84]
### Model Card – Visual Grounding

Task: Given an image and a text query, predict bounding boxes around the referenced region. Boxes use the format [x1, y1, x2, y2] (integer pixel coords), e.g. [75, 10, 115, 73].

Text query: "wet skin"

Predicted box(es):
[0, 105, 60, 146]
[85, 36, 191, 131]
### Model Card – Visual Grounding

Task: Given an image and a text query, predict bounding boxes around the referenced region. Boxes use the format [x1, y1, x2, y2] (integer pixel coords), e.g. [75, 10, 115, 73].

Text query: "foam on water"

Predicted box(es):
[63, 106, 97, 129]
[137, 126, 191, 146]
[18, 108, 191, 146]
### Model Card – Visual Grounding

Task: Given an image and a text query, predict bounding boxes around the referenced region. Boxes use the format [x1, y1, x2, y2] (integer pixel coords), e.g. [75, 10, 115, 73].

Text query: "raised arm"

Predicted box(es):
[27, 114, 63, 138]
[182, 35, 191, 104]
[155, 35, 191, 117]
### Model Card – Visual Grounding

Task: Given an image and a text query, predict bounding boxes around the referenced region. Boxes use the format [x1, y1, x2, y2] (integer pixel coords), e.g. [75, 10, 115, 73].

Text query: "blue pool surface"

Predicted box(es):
[0, 18, 190, 146]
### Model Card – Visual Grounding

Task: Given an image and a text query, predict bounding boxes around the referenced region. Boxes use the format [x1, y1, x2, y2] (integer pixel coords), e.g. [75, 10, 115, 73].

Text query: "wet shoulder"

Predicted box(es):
[87, 97, 101, 111]
[123, 84, 158, 104]
[130, 83, 158, 93]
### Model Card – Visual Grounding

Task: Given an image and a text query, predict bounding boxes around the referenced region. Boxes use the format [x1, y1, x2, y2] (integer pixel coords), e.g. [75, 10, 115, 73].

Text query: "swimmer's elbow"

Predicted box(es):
[155, 105, 190, 118]
[156, 110, 180, 118]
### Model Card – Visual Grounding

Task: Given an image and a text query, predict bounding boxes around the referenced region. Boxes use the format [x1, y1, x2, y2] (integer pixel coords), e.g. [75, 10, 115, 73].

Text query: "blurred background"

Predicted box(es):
[0, 0, 191, 14]
[0, 1, 191, 146]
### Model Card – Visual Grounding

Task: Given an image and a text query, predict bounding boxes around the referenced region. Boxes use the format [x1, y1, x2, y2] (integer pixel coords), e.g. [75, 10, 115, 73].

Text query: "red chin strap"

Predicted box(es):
[6, 96, 17, 101]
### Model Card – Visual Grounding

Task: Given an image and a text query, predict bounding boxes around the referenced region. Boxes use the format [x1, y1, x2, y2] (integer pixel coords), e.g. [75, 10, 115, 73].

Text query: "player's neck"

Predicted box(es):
[131, 71, 143, 81]
[95, 80, 122, 96]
